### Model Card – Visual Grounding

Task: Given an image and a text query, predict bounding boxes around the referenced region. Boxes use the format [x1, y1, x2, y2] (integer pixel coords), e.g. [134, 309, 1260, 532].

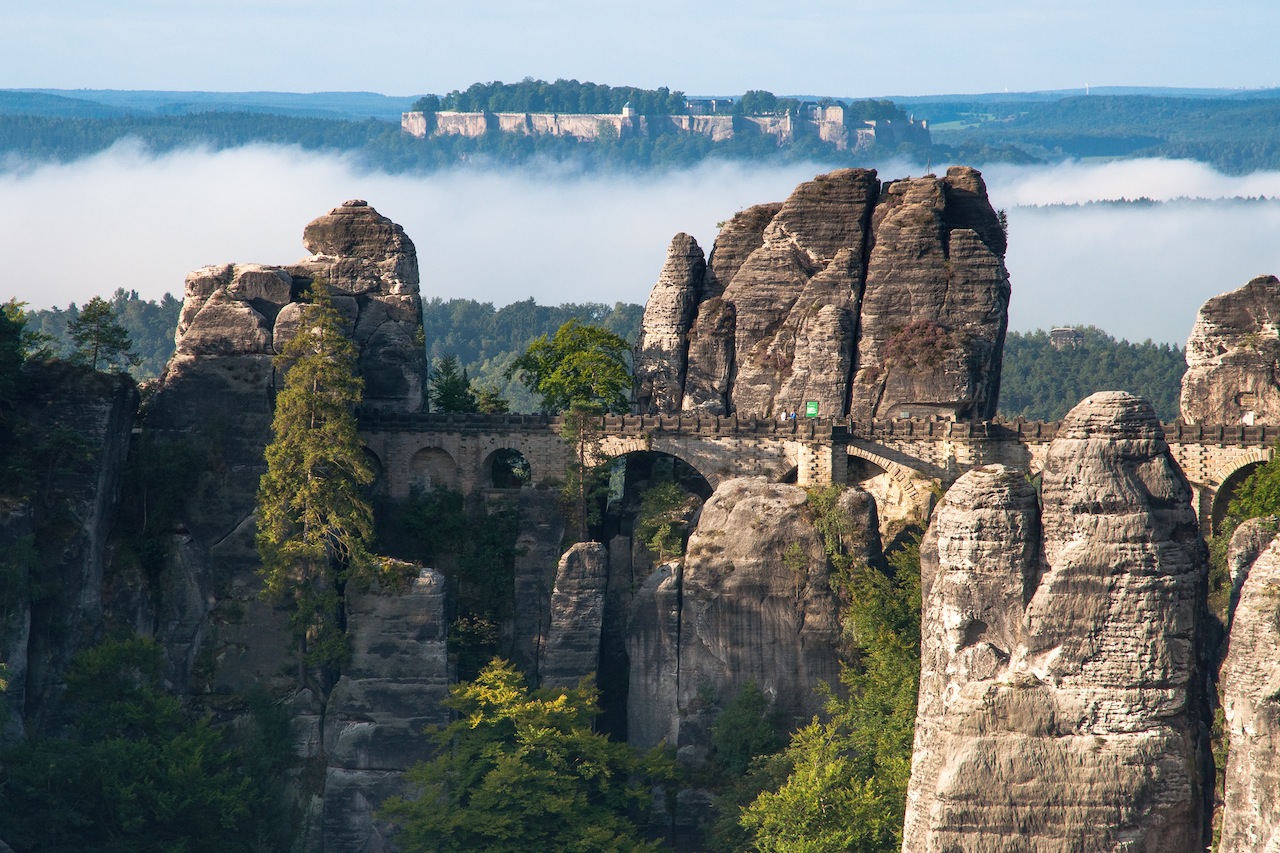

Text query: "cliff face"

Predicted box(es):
[634, 167, 1010, 419]
[903, 392, 1212, 853]
[625, 478, 873, 755]
[141, 200, 429, 851]
[0, 362, 138, 737]
[1182, 274, 1280, 424]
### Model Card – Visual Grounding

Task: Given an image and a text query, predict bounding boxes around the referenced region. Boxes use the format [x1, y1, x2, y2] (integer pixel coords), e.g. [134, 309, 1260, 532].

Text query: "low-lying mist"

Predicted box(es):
[3, 145, 1279, 345]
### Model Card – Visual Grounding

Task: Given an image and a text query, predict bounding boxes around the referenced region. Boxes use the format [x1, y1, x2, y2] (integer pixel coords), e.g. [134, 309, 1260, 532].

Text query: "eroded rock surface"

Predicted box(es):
[626, 478, 858, 753]
[903, 392, 1211, 853]
[635, 167, 1010, 419]
[634, 234, 706, 414]
[1182, 274, 1280, 424]
[140, 201, 429, 849]
[1220, 534, 1280, 853]
[541, 542, 609, 689]
[321, 570, 450, 852]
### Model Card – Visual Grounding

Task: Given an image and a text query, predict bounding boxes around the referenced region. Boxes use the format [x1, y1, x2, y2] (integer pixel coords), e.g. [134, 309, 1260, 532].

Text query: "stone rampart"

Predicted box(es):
[401, 110, 922, 151]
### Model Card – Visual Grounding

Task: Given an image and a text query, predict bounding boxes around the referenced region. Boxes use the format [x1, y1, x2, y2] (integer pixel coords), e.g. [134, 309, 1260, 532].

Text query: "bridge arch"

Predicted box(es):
[1208, 447, 1274, 533]
[845, 444, 936, 529]
[410, 446, 458, 492]
[482, 447, 532, 489]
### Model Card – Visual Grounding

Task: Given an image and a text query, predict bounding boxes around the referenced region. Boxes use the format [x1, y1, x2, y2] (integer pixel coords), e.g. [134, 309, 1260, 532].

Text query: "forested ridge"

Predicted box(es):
[7, 82, 1280, 171]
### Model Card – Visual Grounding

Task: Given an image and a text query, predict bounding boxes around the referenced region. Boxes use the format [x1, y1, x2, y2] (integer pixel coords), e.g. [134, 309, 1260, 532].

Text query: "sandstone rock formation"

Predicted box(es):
[903, 392, 1212, 853]
[1182, 274, 1280, 424]
[1219, 532, 1280, 853]
[633, 234, 706, 414]
[140, 201, 429, 849]
[541, 542, 609, 689]
[320, 571, 450, 852]
[634, 167, 1010, 420]
[625, 478, 865, 754]
[0, 362, 138, 738]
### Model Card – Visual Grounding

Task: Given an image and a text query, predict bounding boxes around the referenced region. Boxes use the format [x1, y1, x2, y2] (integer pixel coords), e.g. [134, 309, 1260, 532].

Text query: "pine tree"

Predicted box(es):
[428, 354, 479, 413]
[67, 295, 137, 372]
[256, 282, 381, 689]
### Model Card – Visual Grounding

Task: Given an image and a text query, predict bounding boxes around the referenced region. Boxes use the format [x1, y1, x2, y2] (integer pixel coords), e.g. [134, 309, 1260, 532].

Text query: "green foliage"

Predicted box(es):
[1226, 448, 1280, 525]
[392, 487, 521, 679]
[475, 384, 511, 414]
[426, 78, 688, 115]
[634, 481, 697, 562]
[116, 434, 205, 580]
[26, 289, 181, 381]
[67, 295, 138, 372]
[740, 499, 922, 853]
[255, 282, 381, 684]
[710, 681, 784, 778]
[423, 298, 643, 412]
[0, 637, 289, 853]
[926, 93, 1280, 174]
[999, 326, 1186, 422]
[507, 319, 633, 414]
[381, 658, 663, 853]
[429, 353, 479, 413]
[559, 402, 611, 542]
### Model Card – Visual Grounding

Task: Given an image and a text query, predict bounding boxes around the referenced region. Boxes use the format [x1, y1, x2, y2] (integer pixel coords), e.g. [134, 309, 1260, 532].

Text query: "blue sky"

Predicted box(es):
[5, 1, 1280, 97]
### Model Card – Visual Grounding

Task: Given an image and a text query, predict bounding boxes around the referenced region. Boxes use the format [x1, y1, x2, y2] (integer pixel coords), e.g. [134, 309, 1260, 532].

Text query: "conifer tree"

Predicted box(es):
[67, 295, 137, 372]
[428, 353, 479, 413]
[256, 282, 380, 689]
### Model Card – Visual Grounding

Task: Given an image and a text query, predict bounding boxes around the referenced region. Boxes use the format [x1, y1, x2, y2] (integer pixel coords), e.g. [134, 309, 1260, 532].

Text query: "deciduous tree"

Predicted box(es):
[381, 658, 662, 853]
[506, 319, 632, 413]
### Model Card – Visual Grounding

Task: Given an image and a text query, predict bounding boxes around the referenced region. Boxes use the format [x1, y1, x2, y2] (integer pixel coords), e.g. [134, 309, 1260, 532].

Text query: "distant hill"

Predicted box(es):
[5, 83, 1280, 173]
[2, 89, 418, 121]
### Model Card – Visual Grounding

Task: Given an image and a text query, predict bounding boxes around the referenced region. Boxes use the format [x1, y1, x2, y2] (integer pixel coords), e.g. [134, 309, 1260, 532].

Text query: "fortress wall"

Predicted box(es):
[402, 110, 877, 148]
[692, 115, 735, 141]
[401, 112, 429, 138]
[495, 113, 531, 134]
[431, 111, 489, 138]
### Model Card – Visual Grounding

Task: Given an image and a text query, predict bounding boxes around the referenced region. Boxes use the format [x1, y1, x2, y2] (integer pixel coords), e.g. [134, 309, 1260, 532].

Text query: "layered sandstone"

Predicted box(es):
[626, 478, 868, 753]
[541, 542, 609, 689]
[636, 167, 1010, 420]
[321, 570, 451, 851]
[1219, 533, 1280, 852]
[903, 392, 1211, 853]
[634, 234, 706, 414]
[1182, 274, 1280, 424]
[142, 201, 428, 849]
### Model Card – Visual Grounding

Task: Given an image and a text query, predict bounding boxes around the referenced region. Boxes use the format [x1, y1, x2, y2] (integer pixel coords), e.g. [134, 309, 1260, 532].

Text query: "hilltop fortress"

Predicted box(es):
[401, 101, 929, 150]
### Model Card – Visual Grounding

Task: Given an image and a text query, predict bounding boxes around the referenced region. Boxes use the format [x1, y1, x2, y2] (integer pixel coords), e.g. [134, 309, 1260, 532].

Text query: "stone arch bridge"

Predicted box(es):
[357, 410, 1277, 532]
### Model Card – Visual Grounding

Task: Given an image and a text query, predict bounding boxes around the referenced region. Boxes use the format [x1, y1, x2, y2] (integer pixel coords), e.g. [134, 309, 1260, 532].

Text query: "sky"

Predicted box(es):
[4, 1, 1280, 97]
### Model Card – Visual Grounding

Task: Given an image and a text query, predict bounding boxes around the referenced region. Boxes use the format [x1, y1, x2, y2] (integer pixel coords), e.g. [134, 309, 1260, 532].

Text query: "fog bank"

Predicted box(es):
[3, 147, 1279, 344]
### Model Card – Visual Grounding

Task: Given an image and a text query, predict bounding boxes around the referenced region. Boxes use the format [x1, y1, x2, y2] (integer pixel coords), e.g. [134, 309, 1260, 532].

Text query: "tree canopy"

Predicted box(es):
[0, 637, 289, 853]
[255, 282, 382, 685]
[428, 353, 479, 413]
[67, 295, 137, 372]
[739, 491, 922, 853]
[506, 319, 633, 414]
[381, 658, 662, 853]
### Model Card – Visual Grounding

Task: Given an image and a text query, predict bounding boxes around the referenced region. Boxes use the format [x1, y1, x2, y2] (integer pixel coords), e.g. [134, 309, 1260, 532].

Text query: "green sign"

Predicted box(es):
[805, 401, 819, 417]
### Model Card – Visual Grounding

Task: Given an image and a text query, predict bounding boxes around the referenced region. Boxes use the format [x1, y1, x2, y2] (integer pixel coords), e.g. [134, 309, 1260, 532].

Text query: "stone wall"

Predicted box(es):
[401, 111, 923, 151]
